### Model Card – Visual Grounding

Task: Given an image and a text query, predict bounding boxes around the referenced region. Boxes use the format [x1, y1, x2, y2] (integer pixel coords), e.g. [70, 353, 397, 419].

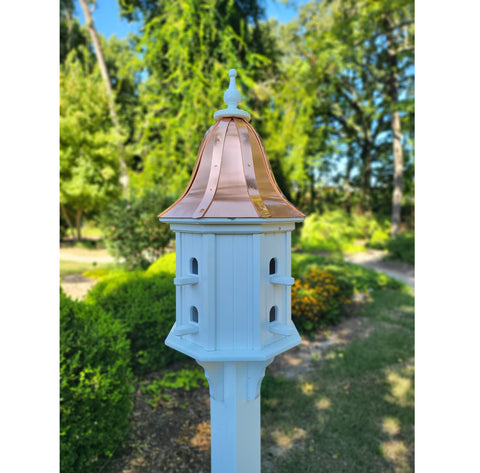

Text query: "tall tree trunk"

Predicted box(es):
[75, 209, 83, 241]
[78, 0, 129, 193]
[64, 9, 73, 53]
[344, 153, 355, 215]
[385, 14, 404, 236]
[359, 138, 372, 213]
[61, 203, 76, 241]
[391, 110, 403, 235]
[308, 169, 316, 212]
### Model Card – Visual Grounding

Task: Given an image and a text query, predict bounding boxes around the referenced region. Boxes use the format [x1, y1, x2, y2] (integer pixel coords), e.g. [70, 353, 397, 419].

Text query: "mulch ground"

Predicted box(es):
[103, 363, 212, 473]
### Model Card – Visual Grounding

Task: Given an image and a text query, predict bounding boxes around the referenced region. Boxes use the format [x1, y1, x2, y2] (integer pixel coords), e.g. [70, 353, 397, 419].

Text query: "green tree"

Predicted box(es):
[102, 35, 142, 151]
[263, 0, 414, 220]
[60, 49, 122, 240]
[99, 189, 174, 269]
[60, 0, 89, 64]
[118, 0, 276, 198]
[78, 0, 130, 192]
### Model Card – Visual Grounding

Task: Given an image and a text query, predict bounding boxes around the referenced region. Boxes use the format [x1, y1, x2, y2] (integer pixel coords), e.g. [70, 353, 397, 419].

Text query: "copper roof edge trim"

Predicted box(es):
[158, 120, 220, 218]
[158, 217, 305, 224]
[191, 118, 230, 218]
[245, 120, 306, 218]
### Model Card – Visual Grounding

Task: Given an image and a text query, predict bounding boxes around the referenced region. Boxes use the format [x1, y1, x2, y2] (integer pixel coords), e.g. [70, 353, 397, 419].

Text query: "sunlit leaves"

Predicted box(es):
[60, 49, 122, 226]
[127, 0, 273, 196]
[263, 0, 414, 211]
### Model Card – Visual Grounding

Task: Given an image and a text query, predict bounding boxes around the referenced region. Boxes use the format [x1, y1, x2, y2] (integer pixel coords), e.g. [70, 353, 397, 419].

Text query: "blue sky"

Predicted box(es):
[73, 0, 303, 39]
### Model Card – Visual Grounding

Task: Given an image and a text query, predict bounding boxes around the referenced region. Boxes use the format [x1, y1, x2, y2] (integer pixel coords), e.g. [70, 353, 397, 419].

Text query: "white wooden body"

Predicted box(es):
[160, 218, 303, 362]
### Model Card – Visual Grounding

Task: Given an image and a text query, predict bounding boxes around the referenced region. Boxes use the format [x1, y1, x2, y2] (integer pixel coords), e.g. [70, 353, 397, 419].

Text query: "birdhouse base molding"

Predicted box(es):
[165, 323, 301, 362]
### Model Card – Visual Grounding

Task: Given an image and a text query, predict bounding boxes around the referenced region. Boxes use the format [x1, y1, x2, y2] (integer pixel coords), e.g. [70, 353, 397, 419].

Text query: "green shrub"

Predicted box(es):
[367, 228, 390, 249]
[60, 291, 134, 473]
[85, 269, 186, 375]
[292, 266, 354, 336]
[60, 211, 69, 239]
[386, 232, 415, 265]
[298, 210, 389, 253]
[292, 252, 403, 293]
[98, 189, 174, 270]
[146, 251, 176, 276]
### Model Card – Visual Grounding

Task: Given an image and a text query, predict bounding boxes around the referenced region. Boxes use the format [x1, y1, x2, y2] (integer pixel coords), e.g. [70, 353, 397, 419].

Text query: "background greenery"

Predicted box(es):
[60, 0, 414, 244]
[59, 0, 414, 471]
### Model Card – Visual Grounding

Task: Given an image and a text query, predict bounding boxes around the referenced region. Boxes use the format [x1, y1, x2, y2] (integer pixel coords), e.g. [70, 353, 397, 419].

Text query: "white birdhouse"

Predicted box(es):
[159, 69, 305, 473]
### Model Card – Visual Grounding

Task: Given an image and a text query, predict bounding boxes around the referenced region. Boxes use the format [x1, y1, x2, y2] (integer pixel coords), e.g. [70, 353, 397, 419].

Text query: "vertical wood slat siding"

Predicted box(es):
[285, 231, 292, 329]
[176, 232, 183, 327]
[203, 233, 216, 351]
[215, 234, 254, 350]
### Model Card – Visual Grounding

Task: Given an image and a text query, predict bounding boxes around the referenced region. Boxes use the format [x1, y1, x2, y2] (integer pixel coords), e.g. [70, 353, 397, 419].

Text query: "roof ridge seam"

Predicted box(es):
[234, 118, 270, 218]
[192, 118, 230, 218]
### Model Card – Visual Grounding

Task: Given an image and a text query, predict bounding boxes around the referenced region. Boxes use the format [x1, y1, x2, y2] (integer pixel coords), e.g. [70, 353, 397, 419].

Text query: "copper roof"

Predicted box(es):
[159, 69, 304, 220]
[158, 117, 305, 219]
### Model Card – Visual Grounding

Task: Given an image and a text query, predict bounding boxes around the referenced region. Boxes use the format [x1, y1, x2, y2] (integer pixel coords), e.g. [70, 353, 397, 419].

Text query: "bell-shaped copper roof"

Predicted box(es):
[159, 70, 304, 219]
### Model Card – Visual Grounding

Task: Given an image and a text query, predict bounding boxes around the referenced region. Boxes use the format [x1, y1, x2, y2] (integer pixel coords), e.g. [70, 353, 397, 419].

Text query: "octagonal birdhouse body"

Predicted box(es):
[160, 218, 302, 362]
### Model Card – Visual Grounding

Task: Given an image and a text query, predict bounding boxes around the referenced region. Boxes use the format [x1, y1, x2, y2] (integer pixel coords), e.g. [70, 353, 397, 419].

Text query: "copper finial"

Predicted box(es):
[213, 69, 251, 122]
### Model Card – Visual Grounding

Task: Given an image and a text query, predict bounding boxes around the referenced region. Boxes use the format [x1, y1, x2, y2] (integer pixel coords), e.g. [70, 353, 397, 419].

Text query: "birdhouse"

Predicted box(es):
[158, 69, 305, 473]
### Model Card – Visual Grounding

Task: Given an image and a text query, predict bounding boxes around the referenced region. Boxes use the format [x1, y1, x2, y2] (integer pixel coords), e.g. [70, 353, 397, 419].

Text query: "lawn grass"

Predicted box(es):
[60, 260, 121, 276]
[261, 287, 414, 473]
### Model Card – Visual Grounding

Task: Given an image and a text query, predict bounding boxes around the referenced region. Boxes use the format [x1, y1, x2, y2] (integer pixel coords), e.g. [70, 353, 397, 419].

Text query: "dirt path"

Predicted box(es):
[268, 314, 373, 379]
[343, 249, 414, 290]
[60, 247, 116, 300]
[60, 247, 116, 263]
[60, 274, 98, 300]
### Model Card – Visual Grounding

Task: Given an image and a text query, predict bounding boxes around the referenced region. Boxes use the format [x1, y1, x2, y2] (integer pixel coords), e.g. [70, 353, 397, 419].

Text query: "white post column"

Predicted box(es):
[198, 359, 273, 473]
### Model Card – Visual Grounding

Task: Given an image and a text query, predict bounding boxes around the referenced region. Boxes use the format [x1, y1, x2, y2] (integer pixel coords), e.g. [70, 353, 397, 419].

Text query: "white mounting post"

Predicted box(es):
[198, 359, 273, 473]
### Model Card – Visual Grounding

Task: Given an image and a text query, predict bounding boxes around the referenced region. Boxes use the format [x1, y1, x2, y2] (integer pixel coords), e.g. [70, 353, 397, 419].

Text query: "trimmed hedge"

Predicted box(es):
[145, 251, 176, 277]
[60, 291, 134, 473]
[85, 257, 186, 375]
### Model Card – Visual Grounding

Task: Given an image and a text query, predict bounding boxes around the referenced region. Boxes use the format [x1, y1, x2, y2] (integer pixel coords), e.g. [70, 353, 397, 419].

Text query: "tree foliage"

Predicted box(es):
[60, 49, 122, 239]
[59, 0, 415, 240]
[60, 0, 89, 63]
[98, 189, 174, 269]
[262, 0, 414, 217]
[121, 0, 277, 197]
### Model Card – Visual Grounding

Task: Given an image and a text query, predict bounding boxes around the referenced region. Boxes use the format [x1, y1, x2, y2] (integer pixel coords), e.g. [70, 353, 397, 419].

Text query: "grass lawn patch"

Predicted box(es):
[60, 260, 120, 276]
[261, 288, 414, 473]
